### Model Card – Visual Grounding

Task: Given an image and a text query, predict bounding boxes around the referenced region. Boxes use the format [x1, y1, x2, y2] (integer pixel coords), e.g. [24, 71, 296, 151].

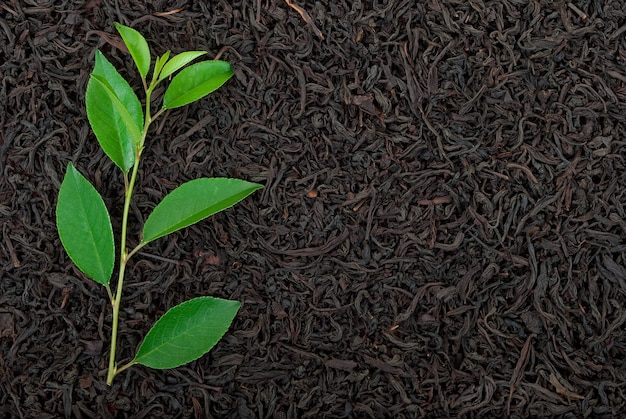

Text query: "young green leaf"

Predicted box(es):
[157, 51, 206, 83]
[87, 51, 144, 172]
[162, 61, 234, 109]
[142, 178, 262, 244]
[115, 23, 151, 80]
[152, 50, 171, 84]
[56, 163, 114, 286]
[133, 297, 240, 369]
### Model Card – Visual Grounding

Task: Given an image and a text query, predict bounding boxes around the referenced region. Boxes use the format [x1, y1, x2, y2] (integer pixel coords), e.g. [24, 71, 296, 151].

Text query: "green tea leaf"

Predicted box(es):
[142, 178, 262, 244]
[162, 60, 233, 109]
[157, 51, 206, 83]
[115, 23, 151, 80]
[56, 163, 114, 286]
[91, 51, 144, 139]
[87, 51, 143, 171]
[91, 76, 143, 147]
[152, 50, 171, 84]
[134, 297, 240, 369]
[86, 77, 136, 171]
[91, 52, 144, 128]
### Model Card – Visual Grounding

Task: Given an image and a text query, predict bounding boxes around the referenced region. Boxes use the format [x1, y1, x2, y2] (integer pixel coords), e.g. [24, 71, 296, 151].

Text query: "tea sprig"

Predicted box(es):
[56, 23, 262, 385]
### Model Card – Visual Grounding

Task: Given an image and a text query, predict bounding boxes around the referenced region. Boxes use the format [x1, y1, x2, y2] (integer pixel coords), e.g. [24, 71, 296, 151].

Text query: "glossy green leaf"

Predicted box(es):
[92, 76, 143, 147]
[142, 178, 262, 244]
[152, 50, 171, 84]
[115, 23, 151, 79]
[157, 51, 206, 83]
[134, 297, 240, 369]
[56, 163, 114, 286]
[162, 60, 233, 109]
[86, 51, 143, 172]
[91, 52, 144, 129]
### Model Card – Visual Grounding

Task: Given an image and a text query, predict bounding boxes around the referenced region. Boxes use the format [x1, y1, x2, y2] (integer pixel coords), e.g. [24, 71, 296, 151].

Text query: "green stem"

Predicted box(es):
[105, 256, 125, 384]
[152, 107, 166, 121]
[114, 359, 137, 376]
[104, 284, 113, 304]
[106, 85, 158, 385]
[106, 154, 140, 385]
[127, 242, 147, 261]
